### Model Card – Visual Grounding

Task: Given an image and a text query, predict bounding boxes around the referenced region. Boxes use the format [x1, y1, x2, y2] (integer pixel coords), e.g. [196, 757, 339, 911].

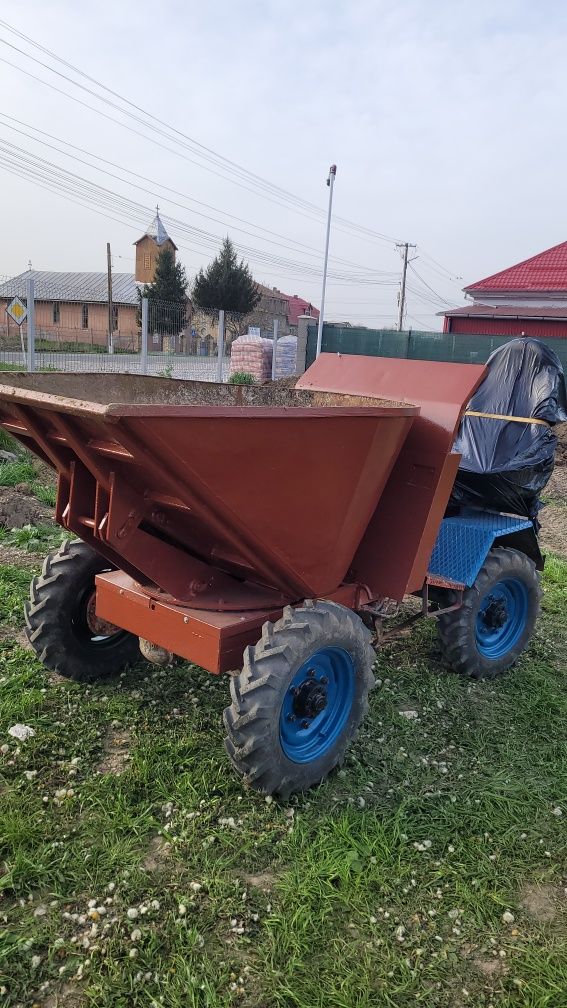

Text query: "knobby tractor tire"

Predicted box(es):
[25, 539, 139, 683]
[223, 599, 376, 799]
[437, 546, 541, 680]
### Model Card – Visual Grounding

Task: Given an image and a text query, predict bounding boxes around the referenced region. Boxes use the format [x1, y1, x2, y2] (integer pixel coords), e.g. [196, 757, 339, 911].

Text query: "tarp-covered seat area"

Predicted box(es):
[451, 338, 567, 520]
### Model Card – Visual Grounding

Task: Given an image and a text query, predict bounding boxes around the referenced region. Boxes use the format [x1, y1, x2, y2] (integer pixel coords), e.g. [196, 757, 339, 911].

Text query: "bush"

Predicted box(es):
[229, 371, 255, 385]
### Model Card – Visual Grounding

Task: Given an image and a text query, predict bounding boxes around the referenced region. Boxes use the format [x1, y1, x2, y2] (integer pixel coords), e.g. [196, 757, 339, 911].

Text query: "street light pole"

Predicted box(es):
[316, 164, 336, 357]
[107, 242, 114, 354]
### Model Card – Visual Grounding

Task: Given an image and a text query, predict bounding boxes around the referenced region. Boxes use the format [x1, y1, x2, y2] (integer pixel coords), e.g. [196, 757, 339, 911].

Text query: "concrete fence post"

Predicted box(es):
[271, 317, 279, 380]
[295, 315, 313, 375]
[141, 297, 149, 375]
[217, 309, 225, 382]
[26, 274, 35, 372]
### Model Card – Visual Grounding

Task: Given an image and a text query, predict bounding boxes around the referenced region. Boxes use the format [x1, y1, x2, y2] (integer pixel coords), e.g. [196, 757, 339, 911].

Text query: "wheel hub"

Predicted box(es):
[475, 576, 530, 661]
[279, 646, 356, 764]
[481, 595, 508, 630]
[85, 592, 121, 637]
[292, 679, 328, 720]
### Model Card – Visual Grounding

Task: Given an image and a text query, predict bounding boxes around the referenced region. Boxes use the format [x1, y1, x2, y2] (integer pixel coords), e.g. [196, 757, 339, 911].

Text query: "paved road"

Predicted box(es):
[0, 351, 230, 381]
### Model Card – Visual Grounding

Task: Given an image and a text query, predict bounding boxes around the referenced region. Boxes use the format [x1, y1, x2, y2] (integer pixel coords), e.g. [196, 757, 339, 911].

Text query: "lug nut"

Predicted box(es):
[301, 720, 310, 729]
[307, 669, 316, 677]
[286, 713, 296, 723]
[320, 676, 329, 685]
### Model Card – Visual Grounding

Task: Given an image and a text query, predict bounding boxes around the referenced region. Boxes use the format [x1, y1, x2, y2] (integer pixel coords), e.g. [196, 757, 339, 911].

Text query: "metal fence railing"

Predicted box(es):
[0, 277, 246, 381]
[0, 274, 300, 381]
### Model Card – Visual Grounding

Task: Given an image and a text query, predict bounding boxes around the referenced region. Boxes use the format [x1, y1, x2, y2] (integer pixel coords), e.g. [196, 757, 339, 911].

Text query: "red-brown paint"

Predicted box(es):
[0, 360, 485, 672]
[297, 354, 486, 600]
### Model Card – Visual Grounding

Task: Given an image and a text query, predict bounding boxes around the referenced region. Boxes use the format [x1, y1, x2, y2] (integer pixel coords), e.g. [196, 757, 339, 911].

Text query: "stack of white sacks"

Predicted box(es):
[273, 335, 298, 379]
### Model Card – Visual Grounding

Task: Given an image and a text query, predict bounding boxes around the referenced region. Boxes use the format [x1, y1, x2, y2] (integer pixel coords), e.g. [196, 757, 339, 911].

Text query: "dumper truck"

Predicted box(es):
[1, 344, 562, 798]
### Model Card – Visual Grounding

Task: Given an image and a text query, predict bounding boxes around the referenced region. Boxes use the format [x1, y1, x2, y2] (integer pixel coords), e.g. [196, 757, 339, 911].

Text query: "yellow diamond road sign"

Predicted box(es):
[6, 297, 27, 325]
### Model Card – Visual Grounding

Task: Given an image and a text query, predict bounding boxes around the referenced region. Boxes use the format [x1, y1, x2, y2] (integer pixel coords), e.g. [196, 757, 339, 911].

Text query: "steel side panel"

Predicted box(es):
[95, 572, 277, 674]
[0, 386, 415, 601]
[405, 452, 462, 592]
[95, 573, 360, 675]
[351, 451, 461, 600]
[298, 354, 486, 441]
[298, 354, 486, 601]
[125, 412, 415, 598]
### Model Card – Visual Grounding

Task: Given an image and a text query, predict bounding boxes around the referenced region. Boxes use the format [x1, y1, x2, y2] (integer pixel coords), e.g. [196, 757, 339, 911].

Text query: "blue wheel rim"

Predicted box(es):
[475, 578, 529, 659]
[279, 647, 356, 764]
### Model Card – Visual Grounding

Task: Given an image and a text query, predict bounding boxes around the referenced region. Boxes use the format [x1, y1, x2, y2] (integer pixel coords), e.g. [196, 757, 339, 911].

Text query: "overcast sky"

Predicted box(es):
[0, 0, 566, 328]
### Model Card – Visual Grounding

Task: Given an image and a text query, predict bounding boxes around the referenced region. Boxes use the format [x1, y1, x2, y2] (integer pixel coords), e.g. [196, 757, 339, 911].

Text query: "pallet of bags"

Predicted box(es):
[273, 335, 298, 379]
[230, 334, 270, 382]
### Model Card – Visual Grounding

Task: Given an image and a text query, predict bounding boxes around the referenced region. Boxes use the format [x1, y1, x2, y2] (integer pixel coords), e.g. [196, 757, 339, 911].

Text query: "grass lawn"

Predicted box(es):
[0, 452, 565, 1006]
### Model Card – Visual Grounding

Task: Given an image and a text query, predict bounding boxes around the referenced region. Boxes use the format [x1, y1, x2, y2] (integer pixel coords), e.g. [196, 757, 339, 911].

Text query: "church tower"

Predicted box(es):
[134, 209, 178, 284]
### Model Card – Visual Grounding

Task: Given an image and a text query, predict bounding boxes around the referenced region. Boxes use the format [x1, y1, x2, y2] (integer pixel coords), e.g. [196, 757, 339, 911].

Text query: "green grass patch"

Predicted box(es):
[0, 429, 21, 454]
[30, 481, 57, 507]
[0, 523, 70, 553]
[0, 551, 565, 1007]
[34, 339, 132, 354]
[0, 438, 57, 506]
[0, 458, 38, 486]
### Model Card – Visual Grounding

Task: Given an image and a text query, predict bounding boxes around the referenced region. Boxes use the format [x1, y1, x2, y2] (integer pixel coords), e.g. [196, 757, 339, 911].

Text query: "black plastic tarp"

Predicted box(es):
[451, 338, 567, 520]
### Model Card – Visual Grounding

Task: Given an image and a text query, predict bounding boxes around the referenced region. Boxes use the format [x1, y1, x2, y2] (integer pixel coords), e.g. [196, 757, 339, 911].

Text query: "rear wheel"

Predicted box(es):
[25, 539, 140, 682]
[223, 600, 375, 798]
[437, 547, 541, 679]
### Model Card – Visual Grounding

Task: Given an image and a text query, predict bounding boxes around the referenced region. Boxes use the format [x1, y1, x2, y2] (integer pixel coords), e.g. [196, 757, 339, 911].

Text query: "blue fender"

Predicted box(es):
[428, 511, 538, 587]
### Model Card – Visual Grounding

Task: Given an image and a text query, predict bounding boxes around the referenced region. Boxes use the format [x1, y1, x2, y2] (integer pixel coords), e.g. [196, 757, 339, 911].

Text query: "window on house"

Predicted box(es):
[82, 304, 89, 329]
[53, 302, 60, 324]
[112, 305, 119, 331]
[144, 253, 151, 270]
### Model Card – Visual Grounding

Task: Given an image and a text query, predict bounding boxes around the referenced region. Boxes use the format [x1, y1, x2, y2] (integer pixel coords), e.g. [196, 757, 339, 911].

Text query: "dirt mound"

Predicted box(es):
[0, 484, 53, 529]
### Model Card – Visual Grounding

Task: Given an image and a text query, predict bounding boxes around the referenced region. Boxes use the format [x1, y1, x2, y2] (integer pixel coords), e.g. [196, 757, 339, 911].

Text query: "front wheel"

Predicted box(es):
[437, 546, 541, 679]
[25, 539, 140, 682]
[223, 600, 375, 798]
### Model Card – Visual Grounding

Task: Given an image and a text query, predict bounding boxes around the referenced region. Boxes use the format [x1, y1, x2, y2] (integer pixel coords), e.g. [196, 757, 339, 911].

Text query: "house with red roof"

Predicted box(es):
[443, 241, 567, 339]
[284, 294, 319, 334]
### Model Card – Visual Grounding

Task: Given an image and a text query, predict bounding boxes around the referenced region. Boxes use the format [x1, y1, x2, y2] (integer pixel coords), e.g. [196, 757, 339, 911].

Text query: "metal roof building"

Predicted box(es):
[443, 241, 567, 340]
[134, 211, 178, 251]
[0, 270, 139, 305]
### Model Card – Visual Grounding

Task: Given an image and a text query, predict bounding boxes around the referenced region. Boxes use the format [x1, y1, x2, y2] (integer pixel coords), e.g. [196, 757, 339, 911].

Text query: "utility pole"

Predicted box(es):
[107, 242, 114, 354]
[396, 241, 416, 331]
[316, 164, 337, 357]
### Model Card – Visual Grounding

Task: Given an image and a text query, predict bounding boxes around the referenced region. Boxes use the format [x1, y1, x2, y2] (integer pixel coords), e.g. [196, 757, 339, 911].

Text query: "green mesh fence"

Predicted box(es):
[306, 324, 567, 373]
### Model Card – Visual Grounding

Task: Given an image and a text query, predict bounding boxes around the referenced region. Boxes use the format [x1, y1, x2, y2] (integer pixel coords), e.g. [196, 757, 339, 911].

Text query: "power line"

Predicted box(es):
[0, 138, 399, 285]
[407, 263, 460, 307]
[417, 247, 463, 281]
[0, 146, 454, 316]
[0, 113, 398, 278]
[405, 283, 453, 310]
[0, 26, 404, 248]
[0, 19, 466, 312]
[0, 34, 397, 246]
